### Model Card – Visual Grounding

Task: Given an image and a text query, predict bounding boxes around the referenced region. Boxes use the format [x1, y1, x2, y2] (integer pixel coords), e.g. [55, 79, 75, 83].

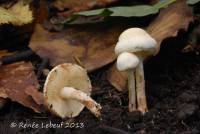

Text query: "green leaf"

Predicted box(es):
[187, 0, 200, 5]
[77, 5, 155, 17]
[76, 8, 113, 17]
[154, 0, 176, 8]
[109, 6, 158, 17]
[75, 0, 176, 17]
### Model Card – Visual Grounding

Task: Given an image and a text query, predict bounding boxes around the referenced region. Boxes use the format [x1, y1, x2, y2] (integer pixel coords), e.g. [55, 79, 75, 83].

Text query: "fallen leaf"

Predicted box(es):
[75, 0, 176, 17]
[29, 23, 129, 72]
[0, 61, 44, 113]
[146, 0, 193, 50]
[51, 0, 119, 17]
[107, 0, 194, 91]
[0, 0, 33, 26]
[187, 0, 200, 5]
[107, 63, 127, 92]
[0, 50, 15, 109]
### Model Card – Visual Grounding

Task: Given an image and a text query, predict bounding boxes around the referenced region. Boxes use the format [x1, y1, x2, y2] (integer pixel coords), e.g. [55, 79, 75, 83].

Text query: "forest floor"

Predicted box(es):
[0, 30, 200, 134]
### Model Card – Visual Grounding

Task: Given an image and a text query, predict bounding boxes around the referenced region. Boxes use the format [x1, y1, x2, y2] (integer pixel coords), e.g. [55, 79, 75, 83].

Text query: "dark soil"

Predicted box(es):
[0, 30, 200, 134]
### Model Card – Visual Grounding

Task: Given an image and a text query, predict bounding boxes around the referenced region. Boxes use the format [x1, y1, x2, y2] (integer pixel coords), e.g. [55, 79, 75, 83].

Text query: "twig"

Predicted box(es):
[100, 125, 130, 134]
[0, 50, 35, 65]
[73, 56, 85, 68]
[181, 120, 189, 128]
[37, 58, 49, 77]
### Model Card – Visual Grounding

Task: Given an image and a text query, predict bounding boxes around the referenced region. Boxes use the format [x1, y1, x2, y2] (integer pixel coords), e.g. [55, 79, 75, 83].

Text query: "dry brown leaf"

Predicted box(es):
[146, 0, 193, 51]
[0, 61, 44, 113]
[29, 24, 129, 72]
[0, 50, 15, 109]
[107, 63, 127, 92]
[51, 0, 119, 17]
[0, 0, 33, 26]
[107, 0, 194, 91]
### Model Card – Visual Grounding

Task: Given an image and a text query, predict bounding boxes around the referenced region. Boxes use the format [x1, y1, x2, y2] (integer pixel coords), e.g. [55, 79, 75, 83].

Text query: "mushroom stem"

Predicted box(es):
[127, 69, 136, 112]
[135, 60, 148, 114]
[60, 87, 102, 118]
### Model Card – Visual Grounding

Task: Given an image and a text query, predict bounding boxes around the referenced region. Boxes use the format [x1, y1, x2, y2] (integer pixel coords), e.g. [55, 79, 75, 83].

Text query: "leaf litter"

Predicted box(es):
[0, 61, 44, 113]
[0, 0, 199, 133]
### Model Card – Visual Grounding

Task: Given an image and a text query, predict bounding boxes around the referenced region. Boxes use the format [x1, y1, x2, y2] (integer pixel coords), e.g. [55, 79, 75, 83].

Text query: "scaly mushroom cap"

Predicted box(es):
[117, 52, 139, 71]
[115, 28, 158, 56]
[44, 63, 92, 118]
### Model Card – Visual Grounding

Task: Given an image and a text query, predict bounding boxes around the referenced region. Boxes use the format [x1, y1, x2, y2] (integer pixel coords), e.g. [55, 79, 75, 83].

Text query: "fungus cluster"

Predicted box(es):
[43, 28, 157, 118]
[115, 28, 158, 113]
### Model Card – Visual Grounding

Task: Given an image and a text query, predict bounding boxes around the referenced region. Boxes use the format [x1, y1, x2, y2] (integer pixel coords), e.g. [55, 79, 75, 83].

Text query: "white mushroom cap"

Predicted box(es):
[43, 63, 92, 118]
[115, 28, 158, 56]
[117, 52, 139, 71]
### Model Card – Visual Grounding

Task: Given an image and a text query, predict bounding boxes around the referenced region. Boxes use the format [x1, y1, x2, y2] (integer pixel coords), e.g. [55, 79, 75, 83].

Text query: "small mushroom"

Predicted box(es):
[44, 63, 101, 119]
[116, 52, 139, 111]
[115, 28, 158, 113]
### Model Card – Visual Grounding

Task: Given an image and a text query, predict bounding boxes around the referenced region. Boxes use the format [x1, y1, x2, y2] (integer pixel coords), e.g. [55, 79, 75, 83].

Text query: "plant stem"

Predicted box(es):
[0, 50, 35, 65]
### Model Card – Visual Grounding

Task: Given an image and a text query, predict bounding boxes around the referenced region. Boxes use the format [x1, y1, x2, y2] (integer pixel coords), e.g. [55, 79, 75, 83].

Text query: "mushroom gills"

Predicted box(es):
[43, 63, 102, 118]
[60, 87, 102, 118]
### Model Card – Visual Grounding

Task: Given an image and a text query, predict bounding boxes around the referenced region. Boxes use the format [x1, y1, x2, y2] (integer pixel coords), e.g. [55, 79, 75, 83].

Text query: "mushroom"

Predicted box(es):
[44, 63, 101, 119]
[116, 52, 139, 111]
[115, 28, 158, 113]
